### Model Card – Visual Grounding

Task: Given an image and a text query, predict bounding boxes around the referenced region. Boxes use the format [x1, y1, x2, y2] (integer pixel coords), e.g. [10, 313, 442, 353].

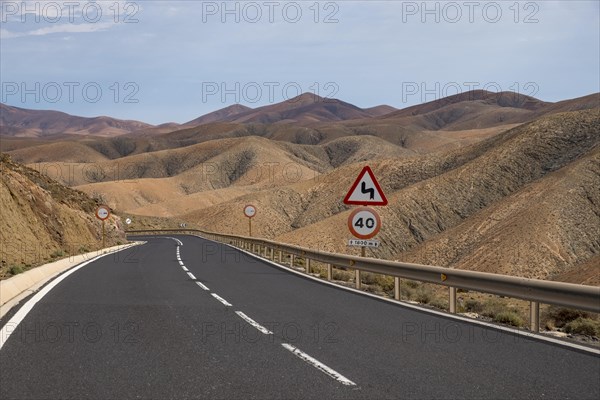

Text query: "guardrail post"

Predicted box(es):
[263, 246, 268, 258]
[530, 301, 540, 332]
[269, 248, 274, 261]
[290, 254, 295, 268]
[327, 264, 333, 280]
[355, 270, 361, 289]
[278, 250, 283, 263]
[449, 287, 457, 313]
[394, 277, 400, 300]
[305, 258, 311, 274]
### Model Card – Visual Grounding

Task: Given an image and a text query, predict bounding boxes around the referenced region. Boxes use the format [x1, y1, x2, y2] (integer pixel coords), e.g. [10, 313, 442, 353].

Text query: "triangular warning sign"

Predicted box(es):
[343, 166, 388, 206]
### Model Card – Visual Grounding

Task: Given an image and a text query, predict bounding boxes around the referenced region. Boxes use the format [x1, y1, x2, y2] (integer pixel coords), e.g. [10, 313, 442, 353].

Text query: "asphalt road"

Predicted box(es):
[1, 235, 599, 399]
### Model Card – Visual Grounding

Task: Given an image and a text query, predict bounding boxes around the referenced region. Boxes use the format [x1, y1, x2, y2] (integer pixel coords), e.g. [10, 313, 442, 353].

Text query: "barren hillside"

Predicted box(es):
[0, 154, 125, 277]
[184, 110, 599, 282]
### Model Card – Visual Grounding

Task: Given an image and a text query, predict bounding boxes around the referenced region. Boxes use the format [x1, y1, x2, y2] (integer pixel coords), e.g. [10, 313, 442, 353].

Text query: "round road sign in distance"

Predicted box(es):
[244, 204, 257, 218]
[95, 205, 111, 221]
[348, 207, 381, 239]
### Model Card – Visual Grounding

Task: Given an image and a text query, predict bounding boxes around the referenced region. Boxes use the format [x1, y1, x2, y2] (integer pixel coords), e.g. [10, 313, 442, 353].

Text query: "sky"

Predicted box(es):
[1, 0, 599, 124]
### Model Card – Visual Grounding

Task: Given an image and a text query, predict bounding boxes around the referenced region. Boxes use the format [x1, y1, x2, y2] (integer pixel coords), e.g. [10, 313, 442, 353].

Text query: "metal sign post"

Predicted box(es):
[243, 204, 257, 237]
[95, 205, 111, 249]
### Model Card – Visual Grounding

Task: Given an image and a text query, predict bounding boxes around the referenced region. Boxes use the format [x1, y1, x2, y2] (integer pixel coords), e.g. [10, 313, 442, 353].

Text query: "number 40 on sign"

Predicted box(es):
[347, 207, 381, 239]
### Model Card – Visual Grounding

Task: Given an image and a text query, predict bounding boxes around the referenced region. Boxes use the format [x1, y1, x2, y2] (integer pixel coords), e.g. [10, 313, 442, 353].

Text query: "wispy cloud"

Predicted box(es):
[1, 22, 113, 38]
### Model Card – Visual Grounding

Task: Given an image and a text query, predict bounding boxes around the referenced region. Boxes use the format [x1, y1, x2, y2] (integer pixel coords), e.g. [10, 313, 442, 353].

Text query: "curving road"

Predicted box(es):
[1, 235, 598, 399]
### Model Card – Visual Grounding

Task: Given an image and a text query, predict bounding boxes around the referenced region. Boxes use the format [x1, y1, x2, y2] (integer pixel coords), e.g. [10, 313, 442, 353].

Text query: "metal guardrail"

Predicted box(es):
[127, 228, 600, 332]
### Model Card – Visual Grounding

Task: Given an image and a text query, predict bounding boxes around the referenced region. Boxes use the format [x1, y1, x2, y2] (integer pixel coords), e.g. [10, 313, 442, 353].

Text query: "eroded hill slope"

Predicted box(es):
[0, 154, 125, 277]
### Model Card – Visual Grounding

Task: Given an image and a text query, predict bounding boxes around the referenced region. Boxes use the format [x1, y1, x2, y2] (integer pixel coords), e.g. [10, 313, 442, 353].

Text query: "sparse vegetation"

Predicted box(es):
[91, 191, 108, 204]
[563, 318, 600, 337]
[480, 298, 505, 319]
[543, 306, 591, 328]
[464, 299, 484, 313]
[50, 250, 65, 259]
[414, 286, 433, 304]
[361, 273, 394, 292]
[332, 268, 352, 282]
[429, 297, 448, 310]
[542, 306, 600, 338]
[9, 265, 24, 276]
[404, 280, 419, 289]
[493, 311, 524, 327]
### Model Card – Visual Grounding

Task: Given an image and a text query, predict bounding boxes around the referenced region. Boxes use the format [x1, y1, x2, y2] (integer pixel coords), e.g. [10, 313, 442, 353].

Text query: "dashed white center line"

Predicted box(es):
[187, 272, 197, 280]
[235, 311, 273, 334]
[178, 260, 184, 266]
[167, 237, 183, 246]
[182, 266, 189, 272]
[196, 282, 210, 291]
[211, 293, 232, 307]
[281, 343, 356, 386]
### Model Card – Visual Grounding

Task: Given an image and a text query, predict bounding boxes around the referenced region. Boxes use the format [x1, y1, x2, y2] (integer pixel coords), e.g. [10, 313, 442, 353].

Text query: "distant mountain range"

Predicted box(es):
[0, 103, 151, 138]
[1, 91, 598, 138]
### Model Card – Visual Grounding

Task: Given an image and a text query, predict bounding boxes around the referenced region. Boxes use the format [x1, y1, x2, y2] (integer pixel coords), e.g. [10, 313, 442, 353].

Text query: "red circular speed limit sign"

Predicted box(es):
[243, 204, 257, 218]
[347, 207, 381, 239]
[95, 205, 111, 221]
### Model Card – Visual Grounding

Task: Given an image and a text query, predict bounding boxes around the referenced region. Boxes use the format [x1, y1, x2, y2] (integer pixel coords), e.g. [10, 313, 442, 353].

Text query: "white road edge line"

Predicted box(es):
[235, 311, 273, 335]
[196, 282, 210, 291]
[211, 293, 232, 307]
[281, 343, 356, 386]
[187, 272, 197, 280]
[0, 245, 137, 351]
[221, 242, 600, 356]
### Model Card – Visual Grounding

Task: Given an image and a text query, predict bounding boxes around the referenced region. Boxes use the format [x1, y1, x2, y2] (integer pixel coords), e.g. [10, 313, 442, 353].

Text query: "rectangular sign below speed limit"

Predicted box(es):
[348, 239, 380, 248]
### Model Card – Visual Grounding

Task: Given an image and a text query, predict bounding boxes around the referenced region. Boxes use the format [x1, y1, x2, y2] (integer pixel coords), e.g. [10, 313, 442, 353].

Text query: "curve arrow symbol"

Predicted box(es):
[361, 181, 375, 200]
